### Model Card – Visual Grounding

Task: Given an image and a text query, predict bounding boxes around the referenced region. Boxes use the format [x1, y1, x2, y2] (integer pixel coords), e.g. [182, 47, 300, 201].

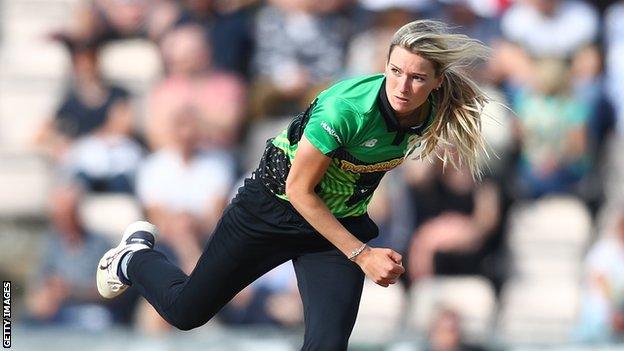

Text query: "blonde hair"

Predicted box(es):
[390, 20, 490, 178]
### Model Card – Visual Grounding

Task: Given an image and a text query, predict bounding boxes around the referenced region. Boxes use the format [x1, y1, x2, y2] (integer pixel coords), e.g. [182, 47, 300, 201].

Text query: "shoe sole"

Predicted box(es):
[96, 221, 159, 299]
[97, 248, 124, 299]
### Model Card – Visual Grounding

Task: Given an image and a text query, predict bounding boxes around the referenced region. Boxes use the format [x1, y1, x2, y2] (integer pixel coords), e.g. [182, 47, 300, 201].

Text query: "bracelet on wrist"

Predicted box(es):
[348, 243, 368, 261]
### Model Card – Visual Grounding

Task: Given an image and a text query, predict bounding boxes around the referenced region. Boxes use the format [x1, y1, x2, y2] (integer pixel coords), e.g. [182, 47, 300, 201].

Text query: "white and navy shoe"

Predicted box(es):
[96, 221, 158, 299]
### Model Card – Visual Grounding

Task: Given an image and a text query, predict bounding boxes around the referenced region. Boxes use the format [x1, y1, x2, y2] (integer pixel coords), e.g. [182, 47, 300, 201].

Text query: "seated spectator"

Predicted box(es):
[389, 306, 486, 351]
[65, 0, 155, 43]
[500, 0, 598, 59]
[137, 106, 236, 273]
[249, 0, 353, 119]
[576, 210, 624, 342]
[149, 0, 256, 78]
[425, 307, 485, 351]
[345, 6, 416, 77]
[435, 0, 501, 45]
[146, 24, 247, 150]
[405, 158, 502, 285]
[24, 182, 116, 330]
[35, 35, 142, 193]
[219, 262, 302, 327]
[490, 0, 600, 89]
[63, 132, 143, 194]
[605, 1, 624, 133]
[511, 59, 593, 199]
[434, 0, 503, 84]
[67, 0, 255, 78]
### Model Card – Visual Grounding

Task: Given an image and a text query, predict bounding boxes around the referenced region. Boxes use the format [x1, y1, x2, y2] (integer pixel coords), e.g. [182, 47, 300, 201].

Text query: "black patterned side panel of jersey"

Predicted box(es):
[345, 171, 386, 207]
[256, 139, 291, 195]
[287, 99, 317, 144]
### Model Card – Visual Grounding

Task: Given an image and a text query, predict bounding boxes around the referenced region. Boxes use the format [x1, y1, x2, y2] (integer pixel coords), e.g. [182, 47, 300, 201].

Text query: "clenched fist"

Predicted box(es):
[353, 247, 405, 287]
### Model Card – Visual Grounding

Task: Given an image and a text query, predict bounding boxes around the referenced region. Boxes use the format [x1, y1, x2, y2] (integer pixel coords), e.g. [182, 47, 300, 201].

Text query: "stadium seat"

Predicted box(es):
[506, 196, 592, 280]
[351, 279, 407, 344]
[496, 277, 580, 346]
[99, 39, 162, 85]
[79, 193, 143, 243]
[0, 152, 53, 218]
[594, 200, 624, 240]
[604, 135, 624, 204]
[0, 84, 62, 149]
[240, 118, 291, 172]
[1, 0, 76, 80]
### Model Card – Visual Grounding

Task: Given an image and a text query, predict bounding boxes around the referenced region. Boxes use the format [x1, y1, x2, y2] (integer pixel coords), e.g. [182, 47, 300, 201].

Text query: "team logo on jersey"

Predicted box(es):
[361, 139, 378, 147]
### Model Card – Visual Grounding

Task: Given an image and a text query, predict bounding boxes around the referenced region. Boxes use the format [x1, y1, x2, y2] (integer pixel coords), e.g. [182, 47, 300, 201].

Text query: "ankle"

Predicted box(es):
[117, 251, 135, 285]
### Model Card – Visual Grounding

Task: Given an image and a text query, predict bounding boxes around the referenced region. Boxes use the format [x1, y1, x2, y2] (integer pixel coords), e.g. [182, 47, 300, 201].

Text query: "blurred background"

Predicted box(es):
[1, 0, 624, 350]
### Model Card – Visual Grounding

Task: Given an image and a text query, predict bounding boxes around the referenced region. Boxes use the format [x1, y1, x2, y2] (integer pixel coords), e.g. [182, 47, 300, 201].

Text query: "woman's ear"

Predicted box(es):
[436, 75, 444, 89]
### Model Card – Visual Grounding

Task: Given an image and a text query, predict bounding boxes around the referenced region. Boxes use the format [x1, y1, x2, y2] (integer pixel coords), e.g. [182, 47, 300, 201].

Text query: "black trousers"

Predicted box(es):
[127, 178, 379, 351]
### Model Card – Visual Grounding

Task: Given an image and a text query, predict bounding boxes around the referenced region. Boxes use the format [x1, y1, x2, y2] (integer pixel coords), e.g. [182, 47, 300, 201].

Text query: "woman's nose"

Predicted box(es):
[399, 76, 410, 93]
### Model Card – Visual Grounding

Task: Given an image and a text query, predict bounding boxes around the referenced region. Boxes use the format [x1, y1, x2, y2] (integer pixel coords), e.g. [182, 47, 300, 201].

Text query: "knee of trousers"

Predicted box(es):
[169, 318, 202, 332]
[167, 314, 209, 331]
[164, 305, 216, 331]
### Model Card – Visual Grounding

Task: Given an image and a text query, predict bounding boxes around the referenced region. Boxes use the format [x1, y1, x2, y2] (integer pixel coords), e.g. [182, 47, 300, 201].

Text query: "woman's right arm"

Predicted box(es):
[286, 135, 404, 287]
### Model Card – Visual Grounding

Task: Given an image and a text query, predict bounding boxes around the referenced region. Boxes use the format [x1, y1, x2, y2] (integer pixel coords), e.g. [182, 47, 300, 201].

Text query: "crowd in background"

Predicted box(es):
[9, 0, 624, 349]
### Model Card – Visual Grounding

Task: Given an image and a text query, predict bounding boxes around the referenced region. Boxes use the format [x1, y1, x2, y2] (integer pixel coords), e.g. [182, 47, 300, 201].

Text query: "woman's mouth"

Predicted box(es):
[394, 96, 409, 103]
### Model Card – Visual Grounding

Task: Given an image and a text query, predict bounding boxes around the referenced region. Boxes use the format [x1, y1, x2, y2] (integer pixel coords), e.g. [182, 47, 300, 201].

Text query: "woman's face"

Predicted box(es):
[384, 46, 442, 117]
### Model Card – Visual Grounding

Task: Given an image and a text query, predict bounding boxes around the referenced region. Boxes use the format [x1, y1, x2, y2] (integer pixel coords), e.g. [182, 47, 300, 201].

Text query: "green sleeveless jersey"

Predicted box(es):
[256, 74, 435, 218]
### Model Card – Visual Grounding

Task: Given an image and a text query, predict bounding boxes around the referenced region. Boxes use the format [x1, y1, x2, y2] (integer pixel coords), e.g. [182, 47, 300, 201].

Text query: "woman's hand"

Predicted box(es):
[353, 247, 405, 287]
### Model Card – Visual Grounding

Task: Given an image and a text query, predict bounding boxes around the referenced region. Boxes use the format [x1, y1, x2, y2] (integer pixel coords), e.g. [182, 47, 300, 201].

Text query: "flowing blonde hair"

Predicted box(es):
[390, 20, 490, 178]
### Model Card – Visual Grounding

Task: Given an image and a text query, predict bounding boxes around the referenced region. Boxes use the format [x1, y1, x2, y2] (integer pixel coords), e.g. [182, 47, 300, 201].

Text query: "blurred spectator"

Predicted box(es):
[582, 0, 619, 13]
[65, 0, 255, 77]
[491, 0, 600, 88]
[63, 133, 143, 194]
[404, 159, 502, 285]
[24, 183, 114, 330]
[249, 0, 353, 118]
[500, 0, 598, 58]
[434, 0, 503, 85]
[425, 307, 485, 351]
[219, 262, 302, 327]
[511, 59, 593, 199]
[491, 0, 611, 207]
[605, 1, 624, 134]
[345, 6, 416, 77]
[35, 35, 142, 193]
[435, 0, 502, 45]
[148, 0, 256, 77]
[358, 0, 433, 13]
[576, 210, 624, 342]
[137, 106, 236, 273]
[390, 306, 486, 351]
[146, 24, 247, 150]
[67, 0, 163, 43]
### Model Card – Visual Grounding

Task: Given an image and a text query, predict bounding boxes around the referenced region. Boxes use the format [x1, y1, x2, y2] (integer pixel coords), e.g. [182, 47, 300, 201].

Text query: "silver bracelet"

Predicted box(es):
[348, 243, 368, 261]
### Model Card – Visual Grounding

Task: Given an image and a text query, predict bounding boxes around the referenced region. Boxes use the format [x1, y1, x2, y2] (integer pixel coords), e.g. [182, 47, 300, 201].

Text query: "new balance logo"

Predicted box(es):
[361, 139, 377, 147]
